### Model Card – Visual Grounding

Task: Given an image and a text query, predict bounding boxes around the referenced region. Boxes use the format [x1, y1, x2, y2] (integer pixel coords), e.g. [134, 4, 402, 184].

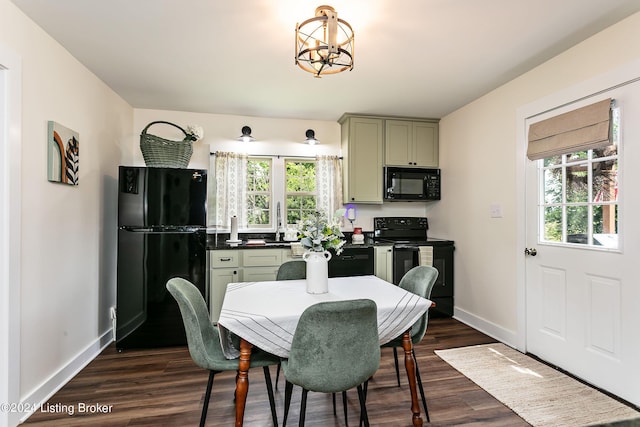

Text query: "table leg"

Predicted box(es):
[235, 338, 253, 427]
[402, 330, 423, 427]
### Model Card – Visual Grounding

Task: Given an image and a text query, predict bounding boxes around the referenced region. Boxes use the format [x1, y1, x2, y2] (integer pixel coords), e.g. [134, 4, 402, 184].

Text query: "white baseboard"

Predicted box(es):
[453, 307, 521, 350]
[18, 329, 114, 424]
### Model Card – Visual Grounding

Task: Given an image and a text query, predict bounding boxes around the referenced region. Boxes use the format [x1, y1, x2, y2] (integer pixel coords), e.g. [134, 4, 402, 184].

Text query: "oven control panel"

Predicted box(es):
[373, 217, 428, 231]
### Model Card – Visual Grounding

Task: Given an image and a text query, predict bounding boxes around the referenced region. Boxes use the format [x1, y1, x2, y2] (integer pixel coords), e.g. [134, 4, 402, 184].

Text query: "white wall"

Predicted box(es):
[433, 11, 640, 341]
[0, 0, 133, 423]
[132, 109, 429, 232]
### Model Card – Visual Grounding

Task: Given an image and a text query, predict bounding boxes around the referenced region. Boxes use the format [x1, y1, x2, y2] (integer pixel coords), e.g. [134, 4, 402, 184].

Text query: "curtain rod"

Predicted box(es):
[210, 151, 342, 160]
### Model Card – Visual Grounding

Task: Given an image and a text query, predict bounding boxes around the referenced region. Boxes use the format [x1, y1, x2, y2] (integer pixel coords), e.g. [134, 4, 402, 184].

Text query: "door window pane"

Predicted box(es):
[543, 168, 562, 204]
[592, 160, 617, 202]
[566, 205, 588, 244]
[543, 206, 562, 242]
[593, 205, 618, 248]
[566, 163, 588, 203]
[543, 155, 562, 167]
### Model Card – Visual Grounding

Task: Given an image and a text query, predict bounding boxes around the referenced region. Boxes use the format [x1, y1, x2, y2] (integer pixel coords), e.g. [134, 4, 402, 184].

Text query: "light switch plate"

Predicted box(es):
[490, 203, 503, 218]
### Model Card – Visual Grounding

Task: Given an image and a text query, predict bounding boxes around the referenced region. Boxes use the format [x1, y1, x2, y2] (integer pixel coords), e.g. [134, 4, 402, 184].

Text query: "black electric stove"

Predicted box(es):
[373, 217, 454, 317]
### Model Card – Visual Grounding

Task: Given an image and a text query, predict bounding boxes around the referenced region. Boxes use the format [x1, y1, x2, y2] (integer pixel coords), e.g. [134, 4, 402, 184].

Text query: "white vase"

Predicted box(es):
[302, 250, 332, 294]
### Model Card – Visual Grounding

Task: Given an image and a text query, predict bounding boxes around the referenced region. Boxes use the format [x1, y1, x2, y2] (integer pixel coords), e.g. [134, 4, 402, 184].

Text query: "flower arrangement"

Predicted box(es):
[185, 125, 204, 141]
[298, 209, 346, 255]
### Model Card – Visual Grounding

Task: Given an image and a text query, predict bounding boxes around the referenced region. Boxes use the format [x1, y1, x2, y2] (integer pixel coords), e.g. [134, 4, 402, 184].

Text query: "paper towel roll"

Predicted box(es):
[230, 216, 238, 241]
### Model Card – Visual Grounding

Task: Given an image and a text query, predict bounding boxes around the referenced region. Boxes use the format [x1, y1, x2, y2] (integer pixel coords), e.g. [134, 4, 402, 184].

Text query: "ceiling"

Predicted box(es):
[11, 0, 640, 122]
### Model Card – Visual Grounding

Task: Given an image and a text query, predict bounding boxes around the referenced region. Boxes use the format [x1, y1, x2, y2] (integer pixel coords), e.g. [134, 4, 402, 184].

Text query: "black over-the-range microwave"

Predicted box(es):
[384, 166, 441, 201]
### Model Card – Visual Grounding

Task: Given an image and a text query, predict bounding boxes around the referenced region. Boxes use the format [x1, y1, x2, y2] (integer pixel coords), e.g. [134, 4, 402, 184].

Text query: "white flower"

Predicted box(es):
[298, 210, 346, 255]
[186, 125, 204, 141]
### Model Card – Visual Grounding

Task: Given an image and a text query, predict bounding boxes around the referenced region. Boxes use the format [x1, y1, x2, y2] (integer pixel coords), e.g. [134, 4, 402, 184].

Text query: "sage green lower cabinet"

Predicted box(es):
[374, 245, 394, 283]
[209, 268, 240, 323]
[209, 250, 241, 323]
[209, 248, 288, 323]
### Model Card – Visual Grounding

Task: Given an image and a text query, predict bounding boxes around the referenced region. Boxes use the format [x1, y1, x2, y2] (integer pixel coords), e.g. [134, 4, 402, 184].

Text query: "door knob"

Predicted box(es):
[524, 248, 537, 256]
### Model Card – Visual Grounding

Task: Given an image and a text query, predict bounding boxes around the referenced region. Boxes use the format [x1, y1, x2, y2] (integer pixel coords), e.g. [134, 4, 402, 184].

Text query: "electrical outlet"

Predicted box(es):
[490, 203, 503, 218]
[110, 306, 117, 320]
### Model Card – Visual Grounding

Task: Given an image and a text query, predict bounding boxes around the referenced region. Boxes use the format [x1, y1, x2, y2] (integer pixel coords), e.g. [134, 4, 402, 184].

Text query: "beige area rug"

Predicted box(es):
[435, 343, 640, 427]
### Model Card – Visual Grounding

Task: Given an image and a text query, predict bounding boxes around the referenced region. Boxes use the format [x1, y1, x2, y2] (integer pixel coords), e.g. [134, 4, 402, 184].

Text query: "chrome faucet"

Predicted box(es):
[275, 202, 281, 241]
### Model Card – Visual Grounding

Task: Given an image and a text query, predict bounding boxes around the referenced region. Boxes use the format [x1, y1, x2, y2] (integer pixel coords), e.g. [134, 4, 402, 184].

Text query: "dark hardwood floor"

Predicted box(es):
[23, 318, 530, 426]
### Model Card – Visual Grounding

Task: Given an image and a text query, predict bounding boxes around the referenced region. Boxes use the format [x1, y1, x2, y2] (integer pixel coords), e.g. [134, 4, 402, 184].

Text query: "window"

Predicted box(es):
[285, 160, 317, 225]
[245, 157, 319, 230]
[212, 153, 340, 232]
[246, 158, 271, 228]
[539, 107, 619, 249]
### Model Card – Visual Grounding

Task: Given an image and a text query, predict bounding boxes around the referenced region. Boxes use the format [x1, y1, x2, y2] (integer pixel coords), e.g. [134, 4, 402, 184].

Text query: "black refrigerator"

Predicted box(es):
[116, 166, 208, 349]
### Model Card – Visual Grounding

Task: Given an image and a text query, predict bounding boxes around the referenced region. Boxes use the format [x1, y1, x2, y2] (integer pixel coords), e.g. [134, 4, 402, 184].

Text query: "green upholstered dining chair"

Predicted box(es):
[381, 265, 438, 422]
[274, 260, 307, 389]
[166, 277, 280, 427]
[282, 299, 380, 427]
[276, 260, 307, 281]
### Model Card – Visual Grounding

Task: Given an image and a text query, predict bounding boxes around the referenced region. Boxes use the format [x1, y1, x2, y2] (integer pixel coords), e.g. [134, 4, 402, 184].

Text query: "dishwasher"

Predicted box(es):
[328, 246, 374, 277]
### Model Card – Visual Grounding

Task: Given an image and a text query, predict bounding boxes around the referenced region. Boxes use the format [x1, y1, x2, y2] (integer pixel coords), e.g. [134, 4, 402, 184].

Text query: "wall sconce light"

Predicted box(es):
[237, 126, 255, 142]
[304, 129, 319, 145]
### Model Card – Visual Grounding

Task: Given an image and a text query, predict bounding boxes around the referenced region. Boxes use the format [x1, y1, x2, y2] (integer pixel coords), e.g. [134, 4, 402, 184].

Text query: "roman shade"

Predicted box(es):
[527, 98, 612, 160]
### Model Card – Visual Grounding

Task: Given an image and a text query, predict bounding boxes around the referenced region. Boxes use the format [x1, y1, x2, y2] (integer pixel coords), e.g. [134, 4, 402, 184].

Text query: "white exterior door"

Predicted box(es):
[525, 81, 640, 406]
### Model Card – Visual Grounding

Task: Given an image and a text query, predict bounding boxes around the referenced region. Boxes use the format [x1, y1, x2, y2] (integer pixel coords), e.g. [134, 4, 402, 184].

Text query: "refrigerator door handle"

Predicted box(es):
[120, 226, 205, 233]
[120, 226, 153, 232]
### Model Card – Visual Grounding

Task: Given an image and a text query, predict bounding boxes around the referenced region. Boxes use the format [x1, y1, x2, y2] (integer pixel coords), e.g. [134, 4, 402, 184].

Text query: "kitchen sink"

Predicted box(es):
[263, 242, 291, 247]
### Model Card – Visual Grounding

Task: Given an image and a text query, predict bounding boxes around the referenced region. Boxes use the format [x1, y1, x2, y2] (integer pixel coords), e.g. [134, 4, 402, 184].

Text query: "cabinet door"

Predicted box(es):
[385, 120, 412, 166]
[413, 122, 439, 167]
[343, 117, 383, 204]
[243, 266, 280, 282]
[242, 249, 282, 267]
[374, 246, 394, 283]
[210, 267, 240, 323]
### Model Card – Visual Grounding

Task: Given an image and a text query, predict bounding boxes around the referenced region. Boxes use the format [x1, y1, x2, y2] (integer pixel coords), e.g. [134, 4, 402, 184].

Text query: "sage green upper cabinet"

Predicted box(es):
[339, 114, 384, 204]
[385, 120, 439, 167]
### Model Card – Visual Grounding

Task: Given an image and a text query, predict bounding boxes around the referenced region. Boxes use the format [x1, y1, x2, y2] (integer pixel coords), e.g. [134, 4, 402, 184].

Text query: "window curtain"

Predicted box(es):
[214, 151, 248, 230]
[316, 155, 343, 220]
[527, 98, 612, 160]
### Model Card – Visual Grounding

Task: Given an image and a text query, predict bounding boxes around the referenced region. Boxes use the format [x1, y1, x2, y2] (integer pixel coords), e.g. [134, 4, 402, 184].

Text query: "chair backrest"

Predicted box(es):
[166, 277, 225, 369]
[285, 299, 380, 394]
[276, 260, 306, 281]
[398, 266, 439, 343]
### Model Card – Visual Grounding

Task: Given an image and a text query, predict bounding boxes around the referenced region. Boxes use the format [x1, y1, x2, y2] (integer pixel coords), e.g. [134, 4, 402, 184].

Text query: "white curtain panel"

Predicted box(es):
[214, 151, 248, 229]
[316, 155, 343, 220]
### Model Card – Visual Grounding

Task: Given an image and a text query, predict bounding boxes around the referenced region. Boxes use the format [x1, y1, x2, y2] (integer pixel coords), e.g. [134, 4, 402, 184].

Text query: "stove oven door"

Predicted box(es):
[392, 246, 418, 285]
[392, 245, 454, 317]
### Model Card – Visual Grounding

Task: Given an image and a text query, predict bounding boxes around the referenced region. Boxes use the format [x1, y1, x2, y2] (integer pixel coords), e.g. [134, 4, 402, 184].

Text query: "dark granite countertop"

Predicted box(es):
[206, 232, 453, 250]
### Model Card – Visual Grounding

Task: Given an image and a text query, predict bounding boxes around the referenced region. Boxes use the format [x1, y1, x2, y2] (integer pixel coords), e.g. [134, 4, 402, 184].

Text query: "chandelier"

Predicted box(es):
[295, 5, 354, 78]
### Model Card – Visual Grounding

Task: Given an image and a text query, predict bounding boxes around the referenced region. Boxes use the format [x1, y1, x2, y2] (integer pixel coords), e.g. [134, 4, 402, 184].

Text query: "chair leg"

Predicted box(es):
[358, 380, 370, 427]
[413, 349, 430, 422]
[263, 366, 278, 427]
[356, 384, 369, 427]
[299, 389, 309, 427]
[275, 362, 281, 390]
[200, 371, 216, 427]
[332, 393, 337, 416]
[342, 391, 348, 426]
[283, 380, 293, 427]
[392, 347, 401, 386]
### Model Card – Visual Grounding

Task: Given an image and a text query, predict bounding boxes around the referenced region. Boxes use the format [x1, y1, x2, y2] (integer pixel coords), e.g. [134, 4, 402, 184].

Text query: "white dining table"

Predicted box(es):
[217, 275, 432, 427]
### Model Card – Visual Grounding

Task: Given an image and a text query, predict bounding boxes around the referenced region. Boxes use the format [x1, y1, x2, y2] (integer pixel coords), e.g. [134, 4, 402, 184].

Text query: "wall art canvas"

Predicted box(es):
[47, 121, 79, 185]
